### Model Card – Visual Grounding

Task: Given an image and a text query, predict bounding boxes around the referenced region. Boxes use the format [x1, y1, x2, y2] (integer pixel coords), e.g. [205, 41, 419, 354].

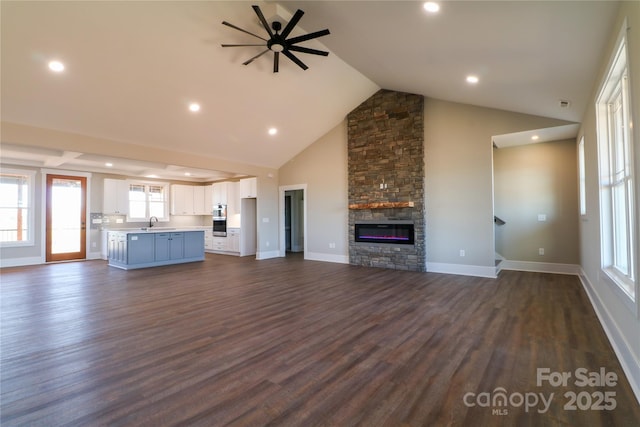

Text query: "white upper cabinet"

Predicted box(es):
[212, 182, 229, 205]
[103, 179, 129, 215]
[171, 184, 209, 215]
[227, 181, 239, 217]
[171, 185, 194, 215]
[239, 177, 257, 198]
[204, 184, 213, 214]
[193, 186, 208, 215]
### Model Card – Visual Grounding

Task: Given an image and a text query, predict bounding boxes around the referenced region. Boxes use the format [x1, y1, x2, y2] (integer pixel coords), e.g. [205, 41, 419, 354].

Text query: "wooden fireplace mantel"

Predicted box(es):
[348, 201, 415, 210]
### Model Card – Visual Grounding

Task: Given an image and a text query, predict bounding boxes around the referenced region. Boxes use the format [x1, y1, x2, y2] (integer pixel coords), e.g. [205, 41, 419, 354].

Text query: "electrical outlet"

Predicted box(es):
[329, 242, 336, 249]
[538, 214, 547, 222]
[459, 249, 465, 257]
[266, 241, 270, 247]
[539, 248, 545, 255]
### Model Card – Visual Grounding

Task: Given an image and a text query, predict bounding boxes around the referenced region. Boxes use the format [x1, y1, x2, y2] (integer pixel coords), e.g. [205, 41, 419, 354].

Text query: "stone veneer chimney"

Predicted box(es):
[347, 89, 425, 271]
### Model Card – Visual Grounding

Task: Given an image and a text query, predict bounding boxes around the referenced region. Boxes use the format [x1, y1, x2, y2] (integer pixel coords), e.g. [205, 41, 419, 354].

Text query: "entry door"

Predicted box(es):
[46, 174, 87, 262]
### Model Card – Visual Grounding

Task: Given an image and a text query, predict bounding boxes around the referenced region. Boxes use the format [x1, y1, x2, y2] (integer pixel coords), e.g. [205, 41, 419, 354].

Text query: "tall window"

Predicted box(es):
[596, 24, 636, 301]
[0, 169, 35, 246]
[127, 182, 169, 221]
[578, 137, 586, 216]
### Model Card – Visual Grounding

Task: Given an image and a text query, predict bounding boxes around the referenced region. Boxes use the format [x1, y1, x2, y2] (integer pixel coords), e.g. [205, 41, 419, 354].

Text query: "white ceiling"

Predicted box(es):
[1, 1, 620, 179]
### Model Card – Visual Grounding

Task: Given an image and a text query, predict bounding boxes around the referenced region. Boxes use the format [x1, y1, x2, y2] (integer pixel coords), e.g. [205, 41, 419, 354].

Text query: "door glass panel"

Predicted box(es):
[51, 178, 82, 254]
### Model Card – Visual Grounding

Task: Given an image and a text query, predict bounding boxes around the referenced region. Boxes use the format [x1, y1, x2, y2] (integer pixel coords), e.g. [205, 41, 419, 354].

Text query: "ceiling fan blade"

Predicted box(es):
[222, 44, 267, 47]
[274, 52, 279, 73]
[252, 5, 274, 38]
[287, 29, 330, 45]
[288, 45, 329, 56]
[282, 50, 308, 70]
[243, 49, 270, 66]
[222, 21, 268, 41]
[280, 9, 304, 39]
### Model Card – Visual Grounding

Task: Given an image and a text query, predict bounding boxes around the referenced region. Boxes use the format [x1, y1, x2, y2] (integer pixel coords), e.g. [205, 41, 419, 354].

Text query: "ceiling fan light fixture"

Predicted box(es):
[423, 2, 440, 13]
[270, 43, 284, 53]
[48, 60, 65, 72]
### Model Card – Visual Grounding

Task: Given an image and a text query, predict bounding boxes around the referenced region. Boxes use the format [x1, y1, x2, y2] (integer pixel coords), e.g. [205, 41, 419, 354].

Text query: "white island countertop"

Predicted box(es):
[107, 227, 208, 235]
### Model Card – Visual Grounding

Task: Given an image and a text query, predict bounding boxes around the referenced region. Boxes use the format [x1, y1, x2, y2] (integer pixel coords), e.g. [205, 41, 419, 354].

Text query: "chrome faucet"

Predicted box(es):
[149, 216, 158, 228]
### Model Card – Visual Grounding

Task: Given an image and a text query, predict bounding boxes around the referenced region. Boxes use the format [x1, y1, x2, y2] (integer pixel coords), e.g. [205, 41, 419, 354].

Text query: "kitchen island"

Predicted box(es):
[107, 229, 205, 270]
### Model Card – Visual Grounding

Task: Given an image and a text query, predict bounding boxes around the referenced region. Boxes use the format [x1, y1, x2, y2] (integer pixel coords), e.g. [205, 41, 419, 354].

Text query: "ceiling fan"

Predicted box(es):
[221, 5, 330, 73]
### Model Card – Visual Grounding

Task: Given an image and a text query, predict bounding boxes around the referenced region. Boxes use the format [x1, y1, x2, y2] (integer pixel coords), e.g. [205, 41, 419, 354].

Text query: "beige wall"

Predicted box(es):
[577, 0, 640, 395]
[493, 139, 579, 264]
[424, 98, 573, 274]
[279, 120, 348, 262]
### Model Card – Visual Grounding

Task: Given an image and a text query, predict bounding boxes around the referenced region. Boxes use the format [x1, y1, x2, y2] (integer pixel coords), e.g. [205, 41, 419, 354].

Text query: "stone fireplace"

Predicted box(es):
[347, 89, 425, 271]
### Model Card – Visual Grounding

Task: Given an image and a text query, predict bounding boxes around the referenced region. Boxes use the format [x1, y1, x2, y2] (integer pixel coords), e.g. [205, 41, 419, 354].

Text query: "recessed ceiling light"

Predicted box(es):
[531, 135, 540, 141]
[48, 60, 65, 72]
[268, 127, 278, 136]
[466, 75, 479, 84]
[146, 174, 158, 178]
[105, 162, 113, 167]
[188, 103, 201, 112]
[423, 2, 440, 13]
[184, 172, 191, 176]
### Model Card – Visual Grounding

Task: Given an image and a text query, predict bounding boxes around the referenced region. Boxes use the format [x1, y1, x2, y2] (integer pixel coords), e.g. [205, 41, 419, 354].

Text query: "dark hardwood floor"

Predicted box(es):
[1, 255, 639, 426]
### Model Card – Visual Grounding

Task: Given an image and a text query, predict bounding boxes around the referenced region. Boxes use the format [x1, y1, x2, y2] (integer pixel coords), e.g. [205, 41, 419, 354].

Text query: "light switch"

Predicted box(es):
[538, 214, 547, 222]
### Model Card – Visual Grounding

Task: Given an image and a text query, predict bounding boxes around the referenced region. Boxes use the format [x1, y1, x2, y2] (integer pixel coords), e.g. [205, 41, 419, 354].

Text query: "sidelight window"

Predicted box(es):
[0, 169, 35, 246]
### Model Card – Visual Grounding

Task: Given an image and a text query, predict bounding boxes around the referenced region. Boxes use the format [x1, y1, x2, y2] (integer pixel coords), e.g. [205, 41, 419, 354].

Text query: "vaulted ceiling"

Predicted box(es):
[1, 1, 620, 179]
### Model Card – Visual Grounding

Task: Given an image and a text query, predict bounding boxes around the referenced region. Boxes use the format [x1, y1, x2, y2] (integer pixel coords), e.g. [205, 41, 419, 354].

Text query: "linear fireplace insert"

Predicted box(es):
[355, 222, 415, 245]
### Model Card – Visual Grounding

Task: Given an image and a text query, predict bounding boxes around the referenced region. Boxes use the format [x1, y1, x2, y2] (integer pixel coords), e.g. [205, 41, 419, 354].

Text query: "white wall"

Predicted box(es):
[576, 0, 640, 400]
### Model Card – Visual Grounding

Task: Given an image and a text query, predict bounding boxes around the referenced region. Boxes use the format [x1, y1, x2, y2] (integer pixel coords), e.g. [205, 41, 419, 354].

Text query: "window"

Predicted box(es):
[0, 169, 35, 246]
[595, 23, 636, 301]
[578, 136, 586, 216]
[127, 182, 169, 221]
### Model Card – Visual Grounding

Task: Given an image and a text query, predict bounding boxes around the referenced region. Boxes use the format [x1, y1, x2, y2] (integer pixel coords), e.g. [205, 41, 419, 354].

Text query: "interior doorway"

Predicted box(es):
[46, 174, 87, 262]
[285, 189, 304, 253]
[279, 184, 307, 258]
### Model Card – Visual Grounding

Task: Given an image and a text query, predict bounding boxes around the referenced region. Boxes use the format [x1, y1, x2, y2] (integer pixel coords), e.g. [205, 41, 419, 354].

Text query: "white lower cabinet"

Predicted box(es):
[227, 228, 240, 253]
[204, 230, 214, 251]
[204, 228, 240, 255]
[212, 237, 227, 252]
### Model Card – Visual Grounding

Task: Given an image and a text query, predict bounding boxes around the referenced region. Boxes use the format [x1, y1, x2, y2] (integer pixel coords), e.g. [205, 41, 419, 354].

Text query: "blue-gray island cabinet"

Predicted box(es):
[107, 230, 205, 270]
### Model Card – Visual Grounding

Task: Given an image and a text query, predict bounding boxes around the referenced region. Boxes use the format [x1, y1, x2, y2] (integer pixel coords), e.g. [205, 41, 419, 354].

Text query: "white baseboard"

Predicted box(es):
[578, 270, 640, 405]
[256, 250, 280, 260]
[426, 262, 497, 278]
[87, 251, 102, 260]
[0, 256, 43, 268]
[499, 260, 581, 275]
[305, 252, 349, 264]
